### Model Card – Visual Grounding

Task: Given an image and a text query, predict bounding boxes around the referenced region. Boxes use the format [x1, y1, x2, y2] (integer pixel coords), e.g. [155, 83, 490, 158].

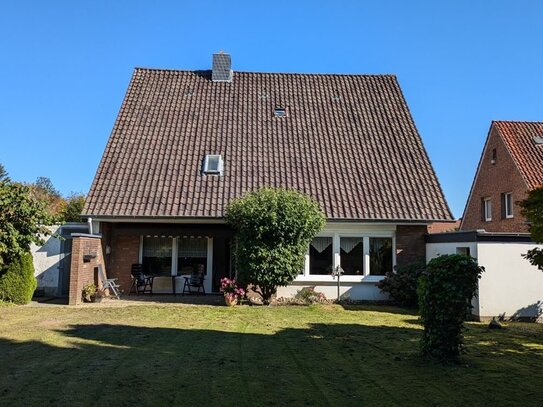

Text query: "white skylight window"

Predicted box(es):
[203, 155, 224, 175]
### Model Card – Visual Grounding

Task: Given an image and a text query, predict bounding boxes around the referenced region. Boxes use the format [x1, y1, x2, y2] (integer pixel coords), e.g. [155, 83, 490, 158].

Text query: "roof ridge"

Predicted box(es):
[133, 66, 397, 77]
[493, 119, 543, 125]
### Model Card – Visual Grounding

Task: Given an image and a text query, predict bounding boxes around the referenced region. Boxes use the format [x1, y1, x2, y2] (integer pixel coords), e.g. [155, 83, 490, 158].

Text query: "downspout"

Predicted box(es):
[87, 217, 93, 235]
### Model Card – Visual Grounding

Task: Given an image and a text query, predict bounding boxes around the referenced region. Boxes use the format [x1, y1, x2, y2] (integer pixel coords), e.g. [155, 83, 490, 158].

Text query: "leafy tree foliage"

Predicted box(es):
[226, 188, 326, 304]
[34, 176, 60, 198]
[377, 261, 426, 307]
[520, 186, 543, 271]
[0, 178, 54, 268]
[418, 254, 484, 363]
[0, 252, 36, 304]
[60, 193, 86, 222]
[29, 176, 64, 218]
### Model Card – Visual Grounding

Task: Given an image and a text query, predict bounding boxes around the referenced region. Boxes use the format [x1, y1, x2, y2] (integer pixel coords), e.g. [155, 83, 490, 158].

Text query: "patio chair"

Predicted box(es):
[182, 269, 205, 296]
[129, 263, 153, 295]
[97, 265, 121, 299]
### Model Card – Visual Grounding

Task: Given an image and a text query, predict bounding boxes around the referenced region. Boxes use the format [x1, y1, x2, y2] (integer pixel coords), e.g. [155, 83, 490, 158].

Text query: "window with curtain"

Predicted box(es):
[369, 237, 392, 276]
[142, 237, 172, 276]
[309, 237, 333, 275]
[340, 237, 363, 275]
[177, 237, 207, 275]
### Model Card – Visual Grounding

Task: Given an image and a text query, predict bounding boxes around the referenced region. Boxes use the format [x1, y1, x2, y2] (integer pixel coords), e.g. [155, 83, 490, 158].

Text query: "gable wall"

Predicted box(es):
[461, 125, 529, 232]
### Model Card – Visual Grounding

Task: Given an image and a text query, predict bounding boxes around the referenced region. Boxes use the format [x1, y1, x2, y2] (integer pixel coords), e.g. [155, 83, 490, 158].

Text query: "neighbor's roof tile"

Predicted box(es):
[494, 121, 543, 190]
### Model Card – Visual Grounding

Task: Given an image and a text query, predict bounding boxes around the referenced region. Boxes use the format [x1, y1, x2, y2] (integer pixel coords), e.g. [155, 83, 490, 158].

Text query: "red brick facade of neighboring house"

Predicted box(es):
[461, 121, 543, 233]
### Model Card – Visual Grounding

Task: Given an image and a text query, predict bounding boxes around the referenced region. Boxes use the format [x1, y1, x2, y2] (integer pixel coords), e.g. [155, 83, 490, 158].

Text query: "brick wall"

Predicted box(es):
[461, 125, 530, 232]
[108, 233, 140, 292]
[69, 235, 106, 305]
[396, 225, 427, 267]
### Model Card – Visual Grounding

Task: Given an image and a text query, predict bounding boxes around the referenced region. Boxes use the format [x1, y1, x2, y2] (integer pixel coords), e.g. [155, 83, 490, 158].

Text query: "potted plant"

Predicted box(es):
[82, 283, 98, 303]
[220, 278, 245, 306]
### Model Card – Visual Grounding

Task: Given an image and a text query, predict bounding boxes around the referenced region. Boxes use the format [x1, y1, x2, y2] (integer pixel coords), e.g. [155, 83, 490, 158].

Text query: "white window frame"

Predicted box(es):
[299, 228, 395, 283]
[203, 154, 224, 175]
[484, 198, 492, 222]
[504, 192, 513, 219]
[140, 236, 213, 293]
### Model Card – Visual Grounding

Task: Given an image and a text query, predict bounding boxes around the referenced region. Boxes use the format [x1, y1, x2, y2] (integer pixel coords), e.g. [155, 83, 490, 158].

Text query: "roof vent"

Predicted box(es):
[274, 107, 286, 117]
[534, 135, 543, 145]
[212, 51, 233, 82]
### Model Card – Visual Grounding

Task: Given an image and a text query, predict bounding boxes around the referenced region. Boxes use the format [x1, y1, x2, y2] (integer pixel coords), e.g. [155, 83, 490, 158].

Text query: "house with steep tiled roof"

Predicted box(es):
[461, 120, 543, 233]
[83, 52, 452, 299]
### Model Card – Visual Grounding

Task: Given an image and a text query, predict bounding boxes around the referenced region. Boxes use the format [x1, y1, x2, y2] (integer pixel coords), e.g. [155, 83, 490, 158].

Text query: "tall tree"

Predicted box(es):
[520, 186, 543, 271]
[29, 177, 63, 219]
[0, 180, 54, 267]
[0, 164, 8, 182]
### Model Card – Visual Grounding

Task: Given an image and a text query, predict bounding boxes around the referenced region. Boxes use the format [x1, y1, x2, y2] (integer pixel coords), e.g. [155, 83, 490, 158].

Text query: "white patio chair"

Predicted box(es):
[97, 265, 121, 299]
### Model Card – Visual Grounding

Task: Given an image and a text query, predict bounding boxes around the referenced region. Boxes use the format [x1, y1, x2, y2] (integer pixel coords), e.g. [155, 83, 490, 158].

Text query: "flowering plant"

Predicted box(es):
[220, 277, 245, 301]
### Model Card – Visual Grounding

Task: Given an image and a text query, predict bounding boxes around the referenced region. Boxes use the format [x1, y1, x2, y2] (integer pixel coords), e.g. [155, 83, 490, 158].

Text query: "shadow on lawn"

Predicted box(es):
[1, 321, 542, 406]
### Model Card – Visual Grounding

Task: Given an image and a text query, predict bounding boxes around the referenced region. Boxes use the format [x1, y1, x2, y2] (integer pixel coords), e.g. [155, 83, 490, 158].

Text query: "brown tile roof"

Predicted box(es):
[83, 68, 452, 221]
[494, 121, 543, 190]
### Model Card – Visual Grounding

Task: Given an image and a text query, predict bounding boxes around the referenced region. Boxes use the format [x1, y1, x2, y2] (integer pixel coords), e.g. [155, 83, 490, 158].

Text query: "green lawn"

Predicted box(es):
[0, 303, 542, 407]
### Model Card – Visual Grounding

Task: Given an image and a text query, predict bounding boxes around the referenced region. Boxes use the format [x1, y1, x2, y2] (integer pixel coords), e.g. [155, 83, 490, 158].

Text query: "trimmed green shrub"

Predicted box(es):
[418, 254, 484, 363]
[226, 187, 326, 305]
[0, 252, 37, 304]
[377, 261, 425, 307]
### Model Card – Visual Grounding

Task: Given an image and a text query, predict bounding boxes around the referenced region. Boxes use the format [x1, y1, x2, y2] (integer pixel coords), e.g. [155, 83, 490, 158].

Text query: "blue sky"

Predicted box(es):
[1, 1, 542, 218]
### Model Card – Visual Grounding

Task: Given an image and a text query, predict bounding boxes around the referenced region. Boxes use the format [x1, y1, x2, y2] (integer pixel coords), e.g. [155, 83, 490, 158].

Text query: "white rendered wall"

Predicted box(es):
[477, 242, 543, 320]
[426, 242, 478, 262]
[277, 281, 389, 302]
[30, 225, 62, 296]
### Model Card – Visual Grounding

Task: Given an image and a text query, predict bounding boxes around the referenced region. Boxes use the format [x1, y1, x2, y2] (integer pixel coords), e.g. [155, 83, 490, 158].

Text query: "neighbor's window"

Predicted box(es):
[491, 148, 497, 164]
[340, 237, 364, 275]
[369, 238, 392, 276]
[309, 237, 333, 275]
[177, 237, 207, 276]
[483, 198, 492, 221]
[142, 237, 172, 276]
[203, 154, 223, 175]
[503, 192, 513, 219]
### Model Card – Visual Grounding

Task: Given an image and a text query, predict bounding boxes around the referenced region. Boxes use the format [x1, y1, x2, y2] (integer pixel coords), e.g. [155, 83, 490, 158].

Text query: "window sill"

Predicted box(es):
[293, 275, 385, 284]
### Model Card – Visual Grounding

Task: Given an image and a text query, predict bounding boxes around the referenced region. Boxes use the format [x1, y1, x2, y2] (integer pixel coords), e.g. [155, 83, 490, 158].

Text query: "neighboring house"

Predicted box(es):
[82, 52, 452, 300]
[461, 121, 543, 232]
[427, 220, 460, 234]
[427, 231, 543, 321]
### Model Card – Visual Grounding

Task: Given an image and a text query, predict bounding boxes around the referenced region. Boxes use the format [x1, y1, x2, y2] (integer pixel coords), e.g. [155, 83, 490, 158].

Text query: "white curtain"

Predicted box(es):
[340, 237, 363, 253]
[310, 237, 332, 253]
[178, 237, 207, 257]
[143, 237, 172, 257]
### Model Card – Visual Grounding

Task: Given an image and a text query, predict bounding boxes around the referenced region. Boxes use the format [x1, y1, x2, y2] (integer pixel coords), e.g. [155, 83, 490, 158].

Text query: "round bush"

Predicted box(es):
[377, 261, 425, 307]
[418, 254, 484, 363]
[0, 252, 37, 304]
[226, 187, 326, 304]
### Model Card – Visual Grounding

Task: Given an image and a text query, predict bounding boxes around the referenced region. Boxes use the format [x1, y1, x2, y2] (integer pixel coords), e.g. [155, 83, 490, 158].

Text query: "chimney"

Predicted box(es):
[212, 51, 233, 82]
